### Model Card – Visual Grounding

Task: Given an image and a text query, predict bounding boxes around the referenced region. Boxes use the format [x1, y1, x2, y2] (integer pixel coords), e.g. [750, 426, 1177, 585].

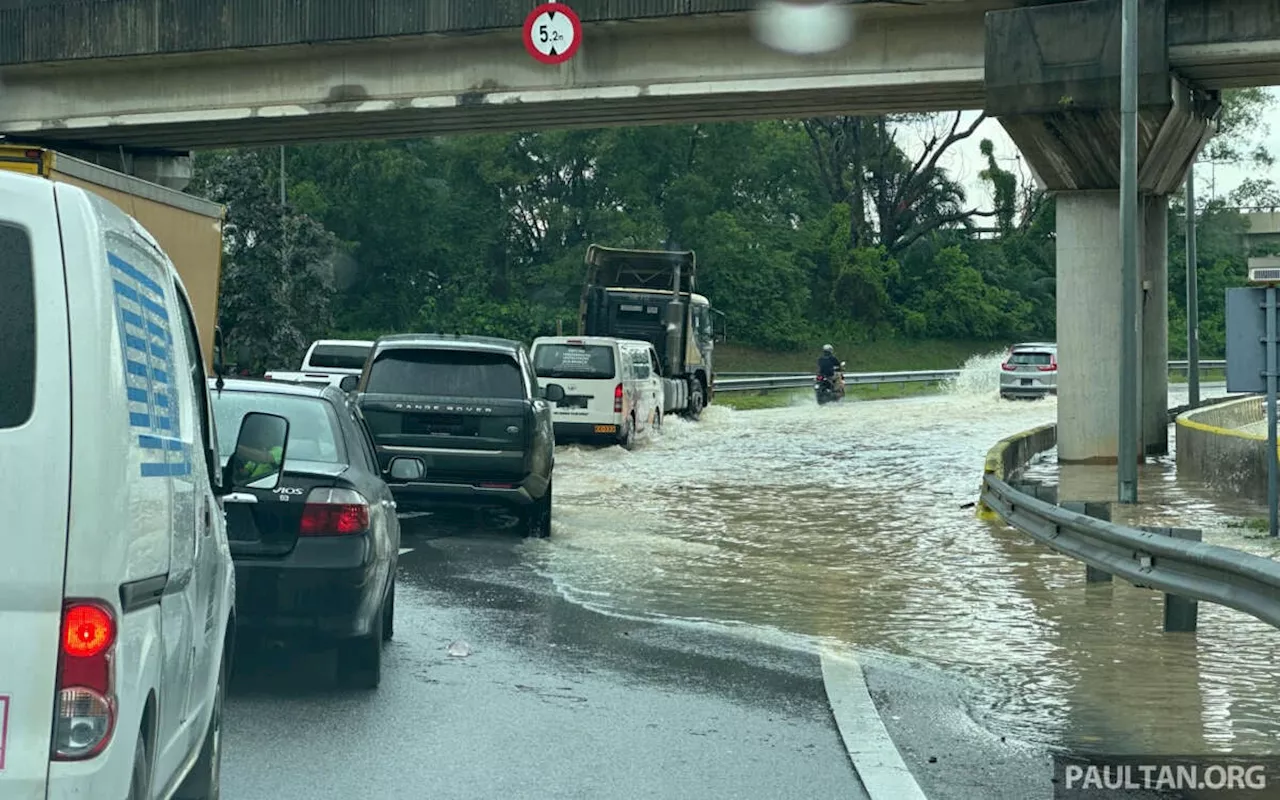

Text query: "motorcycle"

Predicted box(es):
[814, 361, 846, 405]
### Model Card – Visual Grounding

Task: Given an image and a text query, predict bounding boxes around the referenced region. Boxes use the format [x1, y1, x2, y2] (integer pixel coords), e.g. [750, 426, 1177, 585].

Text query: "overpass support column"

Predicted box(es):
[61, 147, 194, 192]
[985, 0, 1217, 463]
[1143, 195, 1170, 455]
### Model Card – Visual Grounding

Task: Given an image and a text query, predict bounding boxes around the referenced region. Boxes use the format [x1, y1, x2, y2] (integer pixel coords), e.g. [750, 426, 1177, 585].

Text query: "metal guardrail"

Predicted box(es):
[981, 474, 1280, 629]
[977, 406, 1280, 630]
[714, 360, 1227, 393]
[715, 370, 958, 392]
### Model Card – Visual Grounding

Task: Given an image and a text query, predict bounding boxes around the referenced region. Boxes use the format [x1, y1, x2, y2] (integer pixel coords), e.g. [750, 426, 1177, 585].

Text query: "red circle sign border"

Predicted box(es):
[522, 2, 582, 65]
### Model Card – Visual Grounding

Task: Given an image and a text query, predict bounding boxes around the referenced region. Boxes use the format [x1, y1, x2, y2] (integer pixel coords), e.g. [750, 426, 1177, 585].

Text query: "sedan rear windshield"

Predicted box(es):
[307, 344, 371, 370]
[1008, 351, 1053, 366]
[533, 344, 616, 379]
[0, 223, 36, 430]
[367, 349, 525, 399]
[212, 392, 344, 464]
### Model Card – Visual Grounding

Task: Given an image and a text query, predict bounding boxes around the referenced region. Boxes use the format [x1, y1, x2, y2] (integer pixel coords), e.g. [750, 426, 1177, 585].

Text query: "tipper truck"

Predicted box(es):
[0, 144, 227, 373]
[579, 244, 715, 419]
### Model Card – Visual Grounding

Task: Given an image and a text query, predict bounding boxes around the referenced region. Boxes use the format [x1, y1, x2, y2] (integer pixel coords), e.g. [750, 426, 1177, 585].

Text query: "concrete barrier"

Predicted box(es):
[976, 422, 1057, 520]
[1175, 395, 1274, 501]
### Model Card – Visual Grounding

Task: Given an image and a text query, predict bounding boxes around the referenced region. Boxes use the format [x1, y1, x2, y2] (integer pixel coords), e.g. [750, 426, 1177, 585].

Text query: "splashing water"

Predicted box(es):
[942, 351, 1009, 397]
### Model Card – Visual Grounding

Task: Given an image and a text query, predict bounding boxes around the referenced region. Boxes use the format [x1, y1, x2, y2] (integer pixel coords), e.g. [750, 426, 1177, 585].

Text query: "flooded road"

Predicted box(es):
[524, 358, 1280, 756]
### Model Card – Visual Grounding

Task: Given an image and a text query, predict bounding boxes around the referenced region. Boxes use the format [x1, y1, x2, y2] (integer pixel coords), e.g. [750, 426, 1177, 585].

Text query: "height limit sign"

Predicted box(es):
[523, 3, 581, 65]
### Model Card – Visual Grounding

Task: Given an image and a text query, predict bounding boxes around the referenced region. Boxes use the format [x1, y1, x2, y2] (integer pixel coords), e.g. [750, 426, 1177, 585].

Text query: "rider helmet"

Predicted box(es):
[822, 344, 833, 353]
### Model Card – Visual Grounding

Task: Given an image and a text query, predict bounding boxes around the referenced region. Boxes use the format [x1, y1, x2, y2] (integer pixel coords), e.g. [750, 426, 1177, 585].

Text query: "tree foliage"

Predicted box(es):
[192, 104, 1270, 366]
[189, 149, 339, 372]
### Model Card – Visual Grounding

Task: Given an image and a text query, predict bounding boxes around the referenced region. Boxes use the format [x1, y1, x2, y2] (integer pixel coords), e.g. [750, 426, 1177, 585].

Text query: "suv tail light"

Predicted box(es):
[614, 382, 624, 413]
[53, 601, 117, 760]
[299, 488, 370, 535]
[1038, 356, 1058, 372]
[1001, 362, 1016, 371]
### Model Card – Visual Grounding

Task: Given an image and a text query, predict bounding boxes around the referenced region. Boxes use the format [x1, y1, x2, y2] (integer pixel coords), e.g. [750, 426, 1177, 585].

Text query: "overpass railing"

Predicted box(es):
[977, 408, 1280, 631]
[714, 359, 1225, 392]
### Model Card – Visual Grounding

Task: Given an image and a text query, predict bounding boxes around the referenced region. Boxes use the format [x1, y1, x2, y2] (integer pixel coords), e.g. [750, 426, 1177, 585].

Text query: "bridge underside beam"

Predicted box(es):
[0, 13, 986, 149]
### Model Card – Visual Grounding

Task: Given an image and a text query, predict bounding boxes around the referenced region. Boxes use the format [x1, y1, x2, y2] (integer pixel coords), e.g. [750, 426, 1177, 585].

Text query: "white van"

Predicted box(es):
[0, 170, 291, 799]
[531, 336, 664, 447]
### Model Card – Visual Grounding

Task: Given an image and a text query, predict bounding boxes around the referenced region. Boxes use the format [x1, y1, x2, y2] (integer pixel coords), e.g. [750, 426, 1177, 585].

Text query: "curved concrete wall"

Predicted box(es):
[976, 422, 1057, 520]
[1175, 395, 1274, 500]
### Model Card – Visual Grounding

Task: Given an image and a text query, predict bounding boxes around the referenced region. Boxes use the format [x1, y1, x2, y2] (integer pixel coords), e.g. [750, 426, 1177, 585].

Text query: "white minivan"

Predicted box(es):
[0, 170, 292, 799]
[531, 336, 664, 448]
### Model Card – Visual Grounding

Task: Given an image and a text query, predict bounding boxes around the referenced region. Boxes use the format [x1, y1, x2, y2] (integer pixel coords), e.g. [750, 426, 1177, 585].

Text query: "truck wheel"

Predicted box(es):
[687, 382, 705, 420]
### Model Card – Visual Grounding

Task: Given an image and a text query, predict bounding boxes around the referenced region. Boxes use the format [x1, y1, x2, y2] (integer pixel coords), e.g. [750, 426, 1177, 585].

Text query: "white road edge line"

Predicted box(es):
[820, 646, 930, 800]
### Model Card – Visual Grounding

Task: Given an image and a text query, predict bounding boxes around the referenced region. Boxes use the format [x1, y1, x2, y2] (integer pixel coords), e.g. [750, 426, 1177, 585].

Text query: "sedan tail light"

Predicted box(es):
[53, 601, 117, 760]
[299, 487, 370, 535]
[1000, 362, 1017, 371]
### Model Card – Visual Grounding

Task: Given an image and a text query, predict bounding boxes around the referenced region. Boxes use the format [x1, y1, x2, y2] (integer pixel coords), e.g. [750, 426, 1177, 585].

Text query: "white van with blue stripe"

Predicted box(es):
[0, 169, 291, 798]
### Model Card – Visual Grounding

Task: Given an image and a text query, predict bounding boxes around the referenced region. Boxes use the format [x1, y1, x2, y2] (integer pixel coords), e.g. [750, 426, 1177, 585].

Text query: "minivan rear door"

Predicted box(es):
[0, 175, 73, 798]
[531, 341, 618, 419]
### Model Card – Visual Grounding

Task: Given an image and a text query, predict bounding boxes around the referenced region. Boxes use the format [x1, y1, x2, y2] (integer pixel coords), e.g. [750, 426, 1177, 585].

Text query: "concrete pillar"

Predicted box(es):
[130, 154, 194, 192]
[1142, 195, 1170, 456]
[1056, 192, 1171, 463]
[62, 148, 193, 192]
[1057, 192, 1125, 463]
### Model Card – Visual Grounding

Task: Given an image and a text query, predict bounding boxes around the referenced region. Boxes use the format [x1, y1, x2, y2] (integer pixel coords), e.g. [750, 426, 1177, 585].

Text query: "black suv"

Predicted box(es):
[352, 334, 565, 537]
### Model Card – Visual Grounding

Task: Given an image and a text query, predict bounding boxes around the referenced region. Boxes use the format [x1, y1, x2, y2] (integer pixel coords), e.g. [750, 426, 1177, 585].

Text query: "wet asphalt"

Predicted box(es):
[220, 513, 1172, 800]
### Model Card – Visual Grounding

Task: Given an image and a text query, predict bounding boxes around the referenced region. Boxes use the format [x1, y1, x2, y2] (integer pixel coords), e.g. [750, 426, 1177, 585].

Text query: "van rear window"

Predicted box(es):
[533, 344, 616, 379]
[0, 223, 35, 429]
[308, 344, 370, 371]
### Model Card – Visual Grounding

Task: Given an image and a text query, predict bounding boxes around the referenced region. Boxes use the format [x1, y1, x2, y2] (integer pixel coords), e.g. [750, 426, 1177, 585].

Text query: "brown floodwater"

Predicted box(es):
[523, 355, 1280, 755]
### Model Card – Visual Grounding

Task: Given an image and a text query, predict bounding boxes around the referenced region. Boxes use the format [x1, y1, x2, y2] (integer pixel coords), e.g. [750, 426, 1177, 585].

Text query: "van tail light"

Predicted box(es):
[299, 488, 370, 536]
[53, 601, 117, 760]
[1001, 362, 1017, 371]
[614, 383, 624, 413]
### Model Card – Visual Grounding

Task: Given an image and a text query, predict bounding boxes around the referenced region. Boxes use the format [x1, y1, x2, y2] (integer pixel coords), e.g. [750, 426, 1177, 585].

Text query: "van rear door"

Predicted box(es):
[531, 340, 618, 420]
[0, 174, 73, 798]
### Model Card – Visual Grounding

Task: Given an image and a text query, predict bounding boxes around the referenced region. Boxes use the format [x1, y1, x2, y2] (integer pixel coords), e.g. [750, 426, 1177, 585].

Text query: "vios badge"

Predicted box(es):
[506, 425, 520, 435]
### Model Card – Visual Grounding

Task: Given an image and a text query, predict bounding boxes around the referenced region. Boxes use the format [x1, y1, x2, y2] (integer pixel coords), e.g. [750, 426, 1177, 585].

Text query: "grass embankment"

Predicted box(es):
[714, 339, 1002, 411]
[1169, 369, 1225, 384]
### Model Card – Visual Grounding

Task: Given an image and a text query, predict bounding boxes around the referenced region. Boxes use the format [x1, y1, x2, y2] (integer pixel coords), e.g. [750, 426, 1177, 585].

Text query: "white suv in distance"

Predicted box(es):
[999, 342, 1057, 400]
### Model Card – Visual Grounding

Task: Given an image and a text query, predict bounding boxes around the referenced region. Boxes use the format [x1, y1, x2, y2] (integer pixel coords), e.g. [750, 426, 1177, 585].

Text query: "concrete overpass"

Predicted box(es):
[0, 0, 1276, 149]
[1, 0, 1278, 466]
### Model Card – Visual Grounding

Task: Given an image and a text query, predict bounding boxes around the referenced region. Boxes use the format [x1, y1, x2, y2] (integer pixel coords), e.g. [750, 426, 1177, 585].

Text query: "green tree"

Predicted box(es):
[190, 149, 339, 373]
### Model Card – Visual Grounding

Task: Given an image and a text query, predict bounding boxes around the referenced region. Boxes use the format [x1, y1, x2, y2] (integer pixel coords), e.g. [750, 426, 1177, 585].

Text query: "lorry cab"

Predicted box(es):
[0, 170, 286, 799]
[531, 336, 663, 448]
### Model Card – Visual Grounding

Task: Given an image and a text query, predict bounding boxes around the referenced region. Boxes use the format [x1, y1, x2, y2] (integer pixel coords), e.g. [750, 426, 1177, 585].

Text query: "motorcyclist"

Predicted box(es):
[817, 344, 841, 379]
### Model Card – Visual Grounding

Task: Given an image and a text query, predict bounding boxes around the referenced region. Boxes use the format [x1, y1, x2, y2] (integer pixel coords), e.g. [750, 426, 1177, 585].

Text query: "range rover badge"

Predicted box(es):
[507, 425, 520, 435]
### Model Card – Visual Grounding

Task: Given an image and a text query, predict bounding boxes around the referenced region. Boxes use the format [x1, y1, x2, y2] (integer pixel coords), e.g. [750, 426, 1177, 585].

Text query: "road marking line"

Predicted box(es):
[398, 547, 414, 555]
[820, 646, 929, 800]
